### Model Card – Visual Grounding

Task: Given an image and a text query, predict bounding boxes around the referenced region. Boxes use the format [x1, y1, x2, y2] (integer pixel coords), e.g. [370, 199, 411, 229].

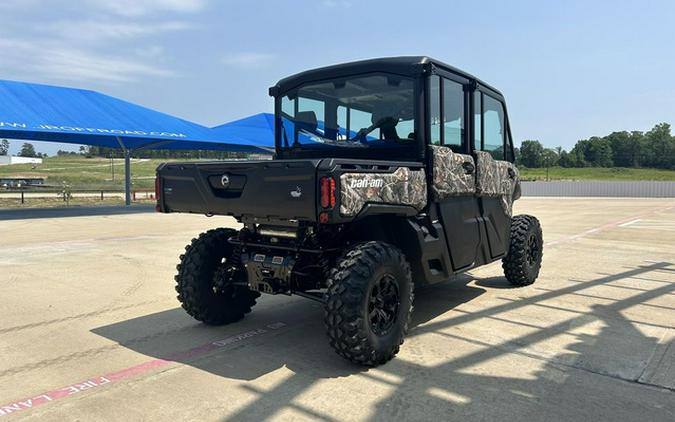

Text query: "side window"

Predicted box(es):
[443, 78, 464, 150]
[282, 96, 296, 120]
[429, 76, 441, 145]
[482, 95, 505, 160]
[298, 97, 325, 132]
[473, 91, 482, 151]
[350, 108, 379, 140]
[337, 105, 348, 139]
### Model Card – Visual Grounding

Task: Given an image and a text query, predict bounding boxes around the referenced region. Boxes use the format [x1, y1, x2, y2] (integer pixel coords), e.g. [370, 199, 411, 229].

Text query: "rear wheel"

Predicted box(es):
[324, 241, 414, 366]
[502, 215, 543, 286]
[175, 228, 259, 325]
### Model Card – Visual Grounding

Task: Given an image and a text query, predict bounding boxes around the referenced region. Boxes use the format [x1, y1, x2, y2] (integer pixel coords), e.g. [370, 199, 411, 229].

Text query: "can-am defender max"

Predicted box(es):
[156, 57, 543, 366]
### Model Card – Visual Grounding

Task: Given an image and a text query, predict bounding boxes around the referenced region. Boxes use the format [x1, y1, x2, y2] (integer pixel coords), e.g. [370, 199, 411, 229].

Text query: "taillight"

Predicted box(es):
[320, 176, 336, 209]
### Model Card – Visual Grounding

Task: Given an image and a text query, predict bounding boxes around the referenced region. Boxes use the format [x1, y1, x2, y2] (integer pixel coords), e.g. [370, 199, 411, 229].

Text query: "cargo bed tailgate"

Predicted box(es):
[157, 159, 320, 221]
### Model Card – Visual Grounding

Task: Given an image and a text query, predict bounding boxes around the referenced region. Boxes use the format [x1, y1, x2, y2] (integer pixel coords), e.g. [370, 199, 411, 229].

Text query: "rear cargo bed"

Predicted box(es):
[156, 159, 320, 221]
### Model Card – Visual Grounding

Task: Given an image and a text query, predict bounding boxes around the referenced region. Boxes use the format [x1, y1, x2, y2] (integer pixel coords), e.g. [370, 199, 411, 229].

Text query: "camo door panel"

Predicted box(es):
[496, 160, 520, 217]
[429, 145, 475, 201]
[339, 167, 427, 217]
[474, 151, 520, 216]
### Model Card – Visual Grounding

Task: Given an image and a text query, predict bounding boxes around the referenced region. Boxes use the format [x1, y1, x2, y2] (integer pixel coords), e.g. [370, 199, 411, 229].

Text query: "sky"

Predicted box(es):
[1, 0, 674, 155]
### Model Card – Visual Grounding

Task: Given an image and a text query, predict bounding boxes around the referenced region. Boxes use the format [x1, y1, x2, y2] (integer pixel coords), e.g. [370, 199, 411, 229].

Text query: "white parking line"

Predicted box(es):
[619, 219, 675, 231]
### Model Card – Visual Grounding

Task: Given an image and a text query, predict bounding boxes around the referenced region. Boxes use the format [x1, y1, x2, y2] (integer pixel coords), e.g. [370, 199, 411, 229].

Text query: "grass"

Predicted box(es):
[0, 155, 185, 190]
[519, 166, 675, 181]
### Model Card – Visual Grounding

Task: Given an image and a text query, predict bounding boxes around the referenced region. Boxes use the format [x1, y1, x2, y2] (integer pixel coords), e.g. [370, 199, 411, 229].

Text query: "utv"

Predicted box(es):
[156, 56, 543, 366]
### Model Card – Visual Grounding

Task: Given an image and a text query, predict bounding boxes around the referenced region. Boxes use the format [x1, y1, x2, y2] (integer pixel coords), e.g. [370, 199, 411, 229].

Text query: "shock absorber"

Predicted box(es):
[213, 231, 246, 292]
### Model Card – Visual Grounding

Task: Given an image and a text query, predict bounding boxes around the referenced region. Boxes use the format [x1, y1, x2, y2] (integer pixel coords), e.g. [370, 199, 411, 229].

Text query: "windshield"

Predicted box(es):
[277, 74, 416, 154]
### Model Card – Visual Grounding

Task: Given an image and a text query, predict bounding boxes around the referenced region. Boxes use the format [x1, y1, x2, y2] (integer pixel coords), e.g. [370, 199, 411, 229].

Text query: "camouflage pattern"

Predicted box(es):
[475, 151, 502, 196]
[497, 161, 520, 216]
[475, 151, 520, 216]
[339, 167, 427, 217]
[429, 145, 475, 200]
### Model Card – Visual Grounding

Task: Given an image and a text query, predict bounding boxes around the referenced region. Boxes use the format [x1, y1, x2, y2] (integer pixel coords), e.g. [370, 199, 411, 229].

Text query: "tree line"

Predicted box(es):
[0, 141, 249, 160]
[4, 122, 674, 168]
[518, 123, 675, 169]
[0, 140, 47, 158]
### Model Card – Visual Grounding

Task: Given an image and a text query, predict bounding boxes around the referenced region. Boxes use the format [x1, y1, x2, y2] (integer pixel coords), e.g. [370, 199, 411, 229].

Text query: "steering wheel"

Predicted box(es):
[349, 117, 398, 143]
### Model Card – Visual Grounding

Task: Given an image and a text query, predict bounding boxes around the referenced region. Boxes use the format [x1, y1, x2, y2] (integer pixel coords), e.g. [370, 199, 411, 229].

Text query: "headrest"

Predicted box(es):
[295, 111, 317, 132]
[371, 101, 400, 125]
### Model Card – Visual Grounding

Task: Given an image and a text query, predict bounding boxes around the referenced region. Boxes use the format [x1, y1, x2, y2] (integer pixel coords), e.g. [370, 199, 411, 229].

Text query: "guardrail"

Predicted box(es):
[521, 181, 675, 197]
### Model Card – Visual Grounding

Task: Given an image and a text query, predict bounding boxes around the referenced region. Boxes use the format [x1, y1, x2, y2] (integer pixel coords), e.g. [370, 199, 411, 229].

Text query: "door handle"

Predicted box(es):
[462, 161, 475, 174]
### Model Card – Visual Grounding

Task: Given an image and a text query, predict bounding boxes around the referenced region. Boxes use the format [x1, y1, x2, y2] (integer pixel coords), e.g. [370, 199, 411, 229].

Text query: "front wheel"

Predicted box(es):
[502, 215, 543, 286]
[175, 228, 259, 325]
[324, 241, 414, 366]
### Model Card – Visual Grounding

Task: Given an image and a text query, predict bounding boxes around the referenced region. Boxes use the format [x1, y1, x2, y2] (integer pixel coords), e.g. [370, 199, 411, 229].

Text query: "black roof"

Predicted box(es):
[270, 56, 503, 98]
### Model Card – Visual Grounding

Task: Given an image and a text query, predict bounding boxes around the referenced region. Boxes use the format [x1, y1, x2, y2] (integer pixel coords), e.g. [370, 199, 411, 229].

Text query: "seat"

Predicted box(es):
[295, 111, 317, 133]
[371, 102, 400, 140]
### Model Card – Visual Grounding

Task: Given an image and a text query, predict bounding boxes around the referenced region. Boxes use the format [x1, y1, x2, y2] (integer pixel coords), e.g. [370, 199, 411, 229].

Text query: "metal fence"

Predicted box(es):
[0, 189, 154, 205]
[521, 181, 675, 197]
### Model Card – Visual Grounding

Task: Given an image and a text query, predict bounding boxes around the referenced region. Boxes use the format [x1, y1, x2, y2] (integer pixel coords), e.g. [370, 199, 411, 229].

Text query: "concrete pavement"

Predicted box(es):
[0, 198, 673, 421]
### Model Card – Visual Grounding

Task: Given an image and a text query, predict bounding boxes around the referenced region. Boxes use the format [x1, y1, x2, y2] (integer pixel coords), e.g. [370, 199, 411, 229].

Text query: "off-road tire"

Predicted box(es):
[502, 215, 543, 286]
[175, 228, 258, 325]
[324, 241, 414, 366]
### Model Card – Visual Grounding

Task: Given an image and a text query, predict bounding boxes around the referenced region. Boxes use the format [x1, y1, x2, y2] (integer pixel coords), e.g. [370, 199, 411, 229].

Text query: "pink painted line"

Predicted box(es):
[544, 205, 674, 247]
[0, 323, 285, 418]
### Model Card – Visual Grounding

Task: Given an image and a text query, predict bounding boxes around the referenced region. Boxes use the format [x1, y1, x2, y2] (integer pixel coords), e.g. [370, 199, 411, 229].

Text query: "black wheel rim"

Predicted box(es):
[527, 234, 539, 266]
[212, 258, 245, 297]
[368, 274, 400, 336]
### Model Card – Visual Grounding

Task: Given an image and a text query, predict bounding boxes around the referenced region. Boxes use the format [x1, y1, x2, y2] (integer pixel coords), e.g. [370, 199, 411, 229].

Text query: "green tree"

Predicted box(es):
[643, 123, 673, 169]
[0, 139, 9, 155]
[19, 142, 37, 157]
[519, 140, 545, 167]
[587, 137, 613, 167]
[606, 131, 635, 167]
[558, 150, 574, 167]
[542, 148, 560, 167]
[568, 141, 588, 167]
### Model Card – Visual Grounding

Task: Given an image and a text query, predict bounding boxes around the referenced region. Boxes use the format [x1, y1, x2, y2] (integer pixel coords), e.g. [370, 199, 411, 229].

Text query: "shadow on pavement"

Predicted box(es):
[0, 205, 154, 220]
[92, 262, 675, 421]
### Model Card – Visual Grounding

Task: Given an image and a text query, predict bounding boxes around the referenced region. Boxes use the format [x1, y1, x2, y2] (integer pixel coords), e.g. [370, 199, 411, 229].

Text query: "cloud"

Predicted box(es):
[47, 20, 191, 42]
[0, 38, 173, 83]
[221, 52, 275, 68]
[0, 1, 205, 85]
[87, 0, 207, 17]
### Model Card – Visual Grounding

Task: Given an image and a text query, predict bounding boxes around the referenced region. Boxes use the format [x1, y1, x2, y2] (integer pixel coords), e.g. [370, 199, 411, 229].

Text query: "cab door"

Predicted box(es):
[428, 75, 482, 271]
[472, 90, 519, 259]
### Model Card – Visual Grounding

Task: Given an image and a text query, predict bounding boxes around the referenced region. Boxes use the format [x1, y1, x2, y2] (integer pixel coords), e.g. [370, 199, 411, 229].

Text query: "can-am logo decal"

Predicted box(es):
[350, 178, 384, 188]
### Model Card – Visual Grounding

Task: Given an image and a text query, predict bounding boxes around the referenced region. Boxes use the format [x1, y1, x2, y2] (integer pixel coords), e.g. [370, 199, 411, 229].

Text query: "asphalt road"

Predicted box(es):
[0, 198, 674, 421]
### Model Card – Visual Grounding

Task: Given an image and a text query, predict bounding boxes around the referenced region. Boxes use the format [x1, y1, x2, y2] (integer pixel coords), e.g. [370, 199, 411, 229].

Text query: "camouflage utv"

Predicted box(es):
[156, 57, 544, 366]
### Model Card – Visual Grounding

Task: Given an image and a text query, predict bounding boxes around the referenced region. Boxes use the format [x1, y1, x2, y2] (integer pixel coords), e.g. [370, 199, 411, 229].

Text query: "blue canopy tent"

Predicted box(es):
[0, 79, 270, 205]
[210, 112, 275, 149]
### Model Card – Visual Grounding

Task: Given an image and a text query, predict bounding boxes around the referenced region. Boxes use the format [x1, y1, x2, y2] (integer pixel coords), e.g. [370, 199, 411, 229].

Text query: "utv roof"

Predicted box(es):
[269, 56, 503, 98]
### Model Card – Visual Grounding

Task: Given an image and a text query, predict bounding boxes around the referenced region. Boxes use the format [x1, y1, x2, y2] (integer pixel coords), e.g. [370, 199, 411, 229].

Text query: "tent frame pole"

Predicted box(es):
[116, 137, 132, 206]
[124, 149, 131, 206]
